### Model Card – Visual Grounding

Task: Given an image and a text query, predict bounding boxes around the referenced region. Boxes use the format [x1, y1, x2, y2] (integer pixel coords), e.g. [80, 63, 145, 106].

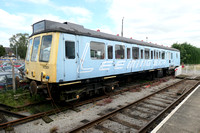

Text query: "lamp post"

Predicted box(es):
[121, 17, 124, 37]
[11, 59, 16, 93]
[16, 45, 17, 60]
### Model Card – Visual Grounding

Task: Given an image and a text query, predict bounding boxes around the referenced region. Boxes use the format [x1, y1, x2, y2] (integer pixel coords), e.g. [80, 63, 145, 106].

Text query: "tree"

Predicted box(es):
[9, 33, 29, 59]
[0, 45, 6, 57]
[172, 42, 200, 64]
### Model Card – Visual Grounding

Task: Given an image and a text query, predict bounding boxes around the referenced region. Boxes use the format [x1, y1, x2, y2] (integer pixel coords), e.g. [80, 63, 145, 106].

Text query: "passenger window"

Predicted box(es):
[90, 41, 105, 59]
[176, 53, 178, 58]
[145, 49, 149, 59]
[168, 52, 171, 59]
[132, 47, 139, 59]
[127, 48, 131, 59]
[31, 37, 40, 62]
[159, 51, 161, 59]
[0, 75, 6, 84]
[156, 51, 158, 59]
[39, 35, 52, 62]
[141, 49, 143, 59]
[6, 75, 12, 83]
[115, 45, 125, 59]
[162, 52, 165, 59]
[65, 41, 75, 59]
[107, 45, 113, 59]
[151, 51, 153, 59]
[171, 53, 173, 59]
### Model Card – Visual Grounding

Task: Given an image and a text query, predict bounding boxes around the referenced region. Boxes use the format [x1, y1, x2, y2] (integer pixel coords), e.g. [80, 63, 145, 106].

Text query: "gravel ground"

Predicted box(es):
[0, 78, 180, 133]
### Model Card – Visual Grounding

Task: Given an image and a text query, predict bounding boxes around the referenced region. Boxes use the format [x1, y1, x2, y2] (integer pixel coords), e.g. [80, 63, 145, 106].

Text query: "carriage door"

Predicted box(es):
[171, 52, 174, 67]
[168, 52, 172, 67]
[64, 34, 78, 81]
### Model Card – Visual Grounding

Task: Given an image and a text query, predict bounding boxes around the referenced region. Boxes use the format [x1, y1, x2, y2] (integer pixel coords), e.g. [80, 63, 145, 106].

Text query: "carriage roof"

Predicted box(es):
[31, 20, 179, 52]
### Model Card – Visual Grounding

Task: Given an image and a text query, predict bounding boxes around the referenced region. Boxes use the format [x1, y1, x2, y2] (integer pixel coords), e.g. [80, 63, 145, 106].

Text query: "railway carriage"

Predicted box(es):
[25, 20, 180, 101]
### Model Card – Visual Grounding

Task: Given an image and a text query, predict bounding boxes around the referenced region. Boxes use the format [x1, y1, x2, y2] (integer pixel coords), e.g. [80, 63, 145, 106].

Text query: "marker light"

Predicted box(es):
[46, 76, 50, 80]
[76, 95, 80, 99]
[42, 72, 46, 78]
[26, 69, 29, 74]
[32, 71, 35, 77]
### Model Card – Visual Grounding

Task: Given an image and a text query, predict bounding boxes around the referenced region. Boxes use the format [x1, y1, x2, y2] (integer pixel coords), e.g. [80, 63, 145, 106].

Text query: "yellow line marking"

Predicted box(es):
[104, 76, 116, 79]
[59, 81, 81, 86]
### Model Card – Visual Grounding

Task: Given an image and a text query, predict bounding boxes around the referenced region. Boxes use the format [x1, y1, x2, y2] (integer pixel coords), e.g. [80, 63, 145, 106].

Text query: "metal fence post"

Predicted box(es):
[11, 59, 16, 93]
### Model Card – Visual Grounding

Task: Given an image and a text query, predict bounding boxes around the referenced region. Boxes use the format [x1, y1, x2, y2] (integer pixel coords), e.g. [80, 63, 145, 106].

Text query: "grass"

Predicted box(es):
[28, 103, 54, 114]
[0, 88, 60, 115]
[0, 88, 45, 107]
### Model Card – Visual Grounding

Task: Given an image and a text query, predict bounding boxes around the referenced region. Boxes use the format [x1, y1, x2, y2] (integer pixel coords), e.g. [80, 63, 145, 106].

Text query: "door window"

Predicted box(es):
[107, 45, 113, 59]
[65, 41, 75, 59]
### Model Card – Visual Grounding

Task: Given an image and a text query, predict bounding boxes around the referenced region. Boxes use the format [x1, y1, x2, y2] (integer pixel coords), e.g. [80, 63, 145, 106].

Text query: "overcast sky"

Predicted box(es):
[0, 0, 200, 48]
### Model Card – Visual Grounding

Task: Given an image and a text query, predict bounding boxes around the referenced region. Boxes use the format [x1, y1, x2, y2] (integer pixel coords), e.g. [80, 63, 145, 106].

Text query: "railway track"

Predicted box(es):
[68, 79, 200, 133]
[0, 76, 173, 130]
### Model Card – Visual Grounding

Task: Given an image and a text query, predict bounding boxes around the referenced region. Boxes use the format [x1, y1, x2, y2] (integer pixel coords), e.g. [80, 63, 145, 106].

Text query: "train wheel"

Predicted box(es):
[30, 81, 37, 97]
[103, 86, 114, 95]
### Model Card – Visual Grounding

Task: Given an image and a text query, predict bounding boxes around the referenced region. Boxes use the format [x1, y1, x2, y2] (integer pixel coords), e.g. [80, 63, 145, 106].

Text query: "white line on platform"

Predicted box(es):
[151, 84, 200, 133]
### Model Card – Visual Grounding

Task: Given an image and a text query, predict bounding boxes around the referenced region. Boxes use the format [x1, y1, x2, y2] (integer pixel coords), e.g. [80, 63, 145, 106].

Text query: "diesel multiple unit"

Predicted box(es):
[25, 20, 180, 101]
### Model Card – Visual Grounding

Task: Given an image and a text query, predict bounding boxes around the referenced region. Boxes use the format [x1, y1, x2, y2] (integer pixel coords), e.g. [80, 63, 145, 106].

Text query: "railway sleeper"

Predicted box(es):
[130, 106, 156, 115]
[95, 124, 115, 133]
[138, 103, 163, 112]
[120, 111, 149, 122]
[142, 101, 167, 108]
[154, 95, 175, 101]
[109, 117, 141, 130]
[149, 97, 172, 104]
[161, 93, 178, 99]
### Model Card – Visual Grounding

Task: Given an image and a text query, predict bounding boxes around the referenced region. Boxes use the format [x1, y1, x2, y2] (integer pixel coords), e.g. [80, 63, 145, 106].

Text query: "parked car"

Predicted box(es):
[13, 62, 21, 68]
[18, 63, 25, 71]
[2, 66, 19, 73]
[0, 62, 21, 68]
[0, 72, 23, 91]
[0, 67, 4, 72]
[18, 64, 25, 77]
[0, 62, 11, 67]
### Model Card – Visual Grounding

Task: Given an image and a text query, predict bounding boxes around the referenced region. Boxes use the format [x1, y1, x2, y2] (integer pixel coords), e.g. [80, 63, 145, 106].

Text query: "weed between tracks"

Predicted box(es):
[0, 88, 31, 107]
[0, 88, 48, 112]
